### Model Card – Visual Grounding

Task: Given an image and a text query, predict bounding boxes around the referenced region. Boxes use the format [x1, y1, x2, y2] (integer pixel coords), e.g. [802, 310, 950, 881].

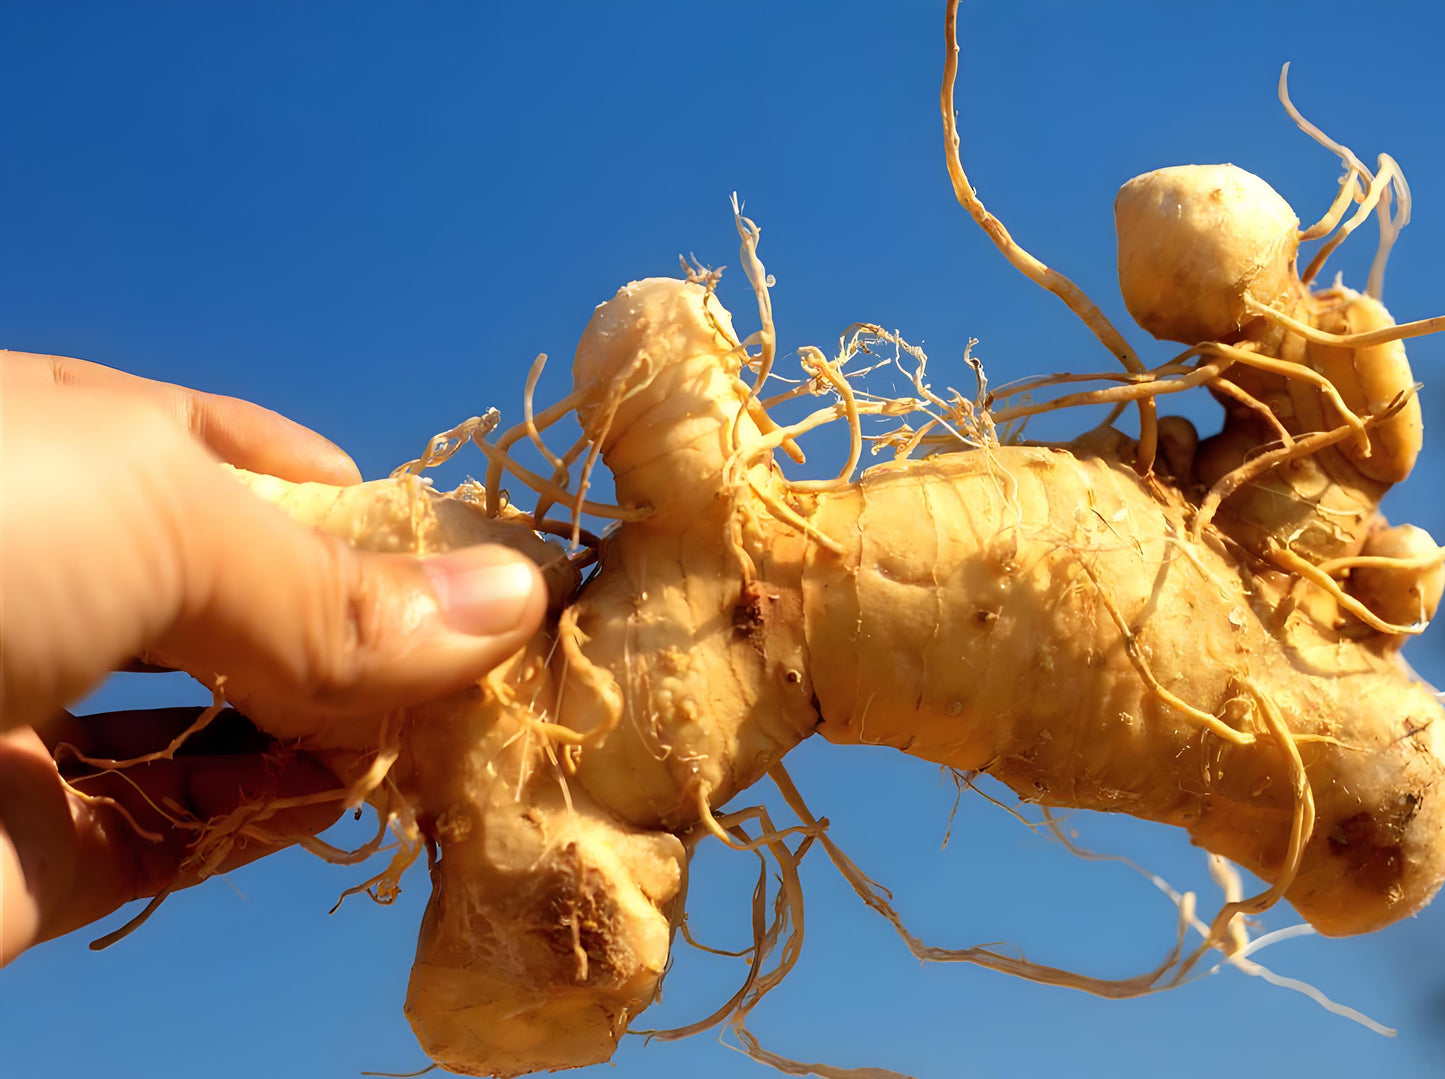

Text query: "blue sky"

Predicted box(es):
[4, 2, 1445, 1077]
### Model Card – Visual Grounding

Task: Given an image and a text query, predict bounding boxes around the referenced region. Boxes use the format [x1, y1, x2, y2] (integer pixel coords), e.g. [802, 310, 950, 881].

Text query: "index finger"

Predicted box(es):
[2, 351, 362, 485]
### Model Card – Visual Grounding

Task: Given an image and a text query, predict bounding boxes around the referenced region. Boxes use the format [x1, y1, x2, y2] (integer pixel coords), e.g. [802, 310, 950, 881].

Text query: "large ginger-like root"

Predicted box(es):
[212, 257, 1445, 1078]
[105, 5, 1444, 1071]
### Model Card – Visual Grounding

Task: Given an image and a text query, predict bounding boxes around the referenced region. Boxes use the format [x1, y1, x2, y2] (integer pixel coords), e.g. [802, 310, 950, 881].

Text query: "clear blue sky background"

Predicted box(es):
[4, 2, 1445, 1077]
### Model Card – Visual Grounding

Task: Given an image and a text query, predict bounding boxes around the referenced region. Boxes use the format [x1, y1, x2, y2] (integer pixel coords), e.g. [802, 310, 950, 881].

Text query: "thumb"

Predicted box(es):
[1, 384, 546, 742]
[153, 464, 548, 746]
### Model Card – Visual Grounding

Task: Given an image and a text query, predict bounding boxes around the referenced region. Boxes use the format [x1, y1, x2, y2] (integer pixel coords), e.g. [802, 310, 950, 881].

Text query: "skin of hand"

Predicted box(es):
[0, 351, 549, 965]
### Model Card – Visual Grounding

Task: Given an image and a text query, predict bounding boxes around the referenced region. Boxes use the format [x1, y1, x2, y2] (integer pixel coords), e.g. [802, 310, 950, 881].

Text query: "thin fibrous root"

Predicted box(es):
[86, 783, 350, 950]
[1278, 64, 1410, 298]
[328, 823, 424, 914]
[299, 810, 392, 866]
[391, 412, 499, 479]
[360, 1064, 440, 1078]
[749, 476, 846, 556]
[1299, 160, 1401, 289]
[983, 331, 1366, 453]
[472, 434, 644, 523]
[1193, 393, 1413, 540]
[56, 679, 227, 771]
[686, 250, 793, 472]
[522, 353, 566, 472]
[481, 387, 584, 513]
[1317, 552, 1445, 577]
[1297, 158, 1366, 243]
[1172, 683, 1314, 982]
[846, 328, 989, 452]
[524, 515, 603, 553]
[343, 710, 406, 811]
[990, 358, 1227, 427]
[728, 1027, 916, 1079]
[678, 915, 755, 958]
[1080, 560, 1255, 747]
[718, 819, 837, 1079]
[643, 802, 844, 1077]
[782, 746, 1299, 1011]
[64, 757, 197, 834]
[693, 782, 822, 853]
[1208, 375, 1296, 446]
[719, 205, 806, 470]
[769, 763, 1195, 1000]
[88, 884, 177, 951]
[1040, 812, 1391, 1034]
[991, 363, 1190, 404]
[730, 193, 778, 404]
[61, 781, 167, 844]
[521, 358, 617, 532]
[529, 432, 591, 526]
[783, 346, 863, 491]
[680, 252, 725, 290]
[559, 344, 665, 546]
[780, 760, 1365, 1033]
[1366, 154, 1411, 301]
[544, 604, 624, 753]
[982, 337, 1335, 448]
[940, 0, 1155, 474]
[1042, 808, 1237, 951]
[640, 840, 773, 1042]
[1202, 341, 1369, 449]
[1243, 296, 1445, 350]
[1267, 544, 1426, 636]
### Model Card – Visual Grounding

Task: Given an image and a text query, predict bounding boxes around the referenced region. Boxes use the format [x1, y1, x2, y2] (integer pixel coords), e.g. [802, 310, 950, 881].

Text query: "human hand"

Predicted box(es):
[0, 352, 548, 963]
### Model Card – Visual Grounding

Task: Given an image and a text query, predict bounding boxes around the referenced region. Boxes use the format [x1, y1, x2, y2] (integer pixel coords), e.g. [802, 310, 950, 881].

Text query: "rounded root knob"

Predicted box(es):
[1115, 164, 1301, 344]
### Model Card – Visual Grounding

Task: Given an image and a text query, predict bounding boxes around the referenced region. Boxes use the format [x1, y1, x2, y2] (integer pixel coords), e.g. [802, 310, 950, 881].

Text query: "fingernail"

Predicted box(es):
[318, 443, 363, 486]
[422, 549, 540, 636]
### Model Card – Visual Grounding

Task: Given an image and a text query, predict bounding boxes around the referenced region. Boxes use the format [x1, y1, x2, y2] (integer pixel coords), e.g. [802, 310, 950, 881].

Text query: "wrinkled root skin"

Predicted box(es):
[799, 442, 1445, 936]
[404, 816, 683, 1077]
